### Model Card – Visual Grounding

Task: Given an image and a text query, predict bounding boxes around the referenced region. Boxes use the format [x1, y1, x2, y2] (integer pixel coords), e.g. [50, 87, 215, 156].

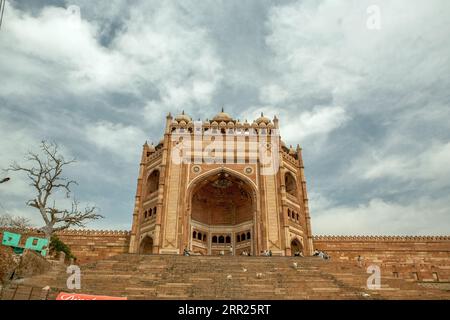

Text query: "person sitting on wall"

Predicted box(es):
[183, 248, 190, 256]
[219, 250, 225, 256]
[294, 250, 301, 257]
[269, 250, 272, 257]
[313, 249, 319, 256]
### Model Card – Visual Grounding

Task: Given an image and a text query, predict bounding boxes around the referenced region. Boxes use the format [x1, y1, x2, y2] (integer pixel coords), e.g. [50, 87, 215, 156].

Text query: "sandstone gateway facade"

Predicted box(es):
[1, 110, 449, 285]
[129, 110, 313, 256]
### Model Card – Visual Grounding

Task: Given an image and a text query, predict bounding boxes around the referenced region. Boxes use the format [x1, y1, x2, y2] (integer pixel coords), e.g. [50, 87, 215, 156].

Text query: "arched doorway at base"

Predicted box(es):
[291, 238, 303, 256]
[140, 236, 154, 254]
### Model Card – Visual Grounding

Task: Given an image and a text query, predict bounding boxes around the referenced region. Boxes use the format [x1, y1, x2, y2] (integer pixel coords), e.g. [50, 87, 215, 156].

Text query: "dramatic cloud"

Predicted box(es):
[0, 0, 449, 234]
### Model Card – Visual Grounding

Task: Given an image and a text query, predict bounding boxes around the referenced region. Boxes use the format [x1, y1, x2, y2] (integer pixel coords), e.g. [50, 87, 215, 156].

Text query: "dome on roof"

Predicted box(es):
[255, 112, 270, 125]
[213, 108, 233, 122]
[175, 111, 191, 123]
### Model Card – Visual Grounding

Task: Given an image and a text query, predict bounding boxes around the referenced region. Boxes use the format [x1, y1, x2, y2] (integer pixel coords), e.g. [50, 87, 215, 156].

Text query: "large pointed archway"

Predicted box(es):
[139, 236, 154, 255]
[186, 169, 258, 256]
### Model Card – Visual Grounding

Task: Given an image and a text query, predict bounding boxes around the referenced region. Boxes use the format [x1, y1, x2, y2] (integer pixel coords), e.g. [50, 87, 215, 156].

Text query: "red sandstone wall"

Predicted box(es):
[56, 230, 130, 264]
[313, 236, 450, 282]
[0, 229, 130, 264]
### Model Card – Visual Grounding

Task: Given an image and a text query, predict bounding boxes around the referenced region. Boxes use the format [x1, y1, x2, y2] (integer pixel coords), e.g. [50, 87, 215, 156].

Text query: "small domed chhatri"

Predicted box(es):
[175, 110, 192, 123]
[212, 107, 233, 122]
[255, 112, 271, 125]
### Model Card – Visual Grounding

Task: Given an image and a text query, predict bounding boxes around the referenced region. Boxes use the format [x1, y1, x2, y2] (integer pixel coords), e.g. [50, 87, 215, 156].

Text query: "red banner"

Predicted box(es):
[56, 292, 127, 300]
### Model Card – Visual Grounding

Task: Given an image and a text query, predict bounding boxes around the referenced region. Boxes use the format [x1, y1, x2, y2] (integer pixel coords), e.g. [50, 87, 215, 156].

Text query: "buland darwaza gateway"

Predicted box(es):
[129, 110, 313, 256]
[2, 110, 450, 300]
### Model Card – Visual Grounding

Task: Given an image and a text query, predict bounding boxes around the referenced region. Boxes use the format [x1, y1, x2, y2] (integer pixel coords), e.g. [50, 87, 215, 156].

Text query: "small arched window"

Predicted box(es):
[193, 231, 197, 239]
[198, 232, 202, 240]
[203, 234, 207, 242]
[241, 233, 246, 241]
[147, 170, 160, 195]
[247, 232, 251, 240]
[153, 207, 157, 216]
[296, 213, 299, 221]
[212, 236, 218, 243]
[225, 236, 231, 243]
[285, 172, 297, 196]
[288, 209, 291, 218]
[219, 236, 225, 243]
[236, 235, 240, 242]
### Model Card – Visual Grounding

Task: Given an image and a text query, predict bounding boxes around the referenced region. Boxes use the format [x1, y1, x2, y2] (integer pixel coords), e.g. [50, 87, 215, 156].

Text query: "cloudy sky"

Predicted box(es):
[0, 0, 449, 235]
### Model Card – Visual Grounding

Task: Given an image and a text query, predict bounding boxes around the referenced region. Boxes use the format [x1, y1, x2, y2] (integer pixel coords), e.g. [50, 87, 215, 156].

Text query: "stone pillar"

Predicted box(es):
[297, 145, 314, 256]
[129, 143, 148, 254]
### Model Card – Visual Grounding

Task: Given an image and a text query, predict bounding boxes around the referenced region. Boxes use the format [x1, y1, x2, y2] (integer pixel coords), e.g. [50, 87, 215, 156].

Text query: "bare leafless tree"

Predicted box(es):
[6, 141, 103, 240]
[0, 214, 33, 230]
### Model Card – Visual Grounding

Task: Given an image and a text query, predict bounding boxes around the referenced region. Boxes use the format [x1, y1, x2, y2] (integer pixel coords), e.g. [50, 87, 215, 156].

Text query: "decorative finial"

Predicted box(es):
[182, 110, 185, 115]
[261, 112, 264, 117]
[221, 106, 224, 112]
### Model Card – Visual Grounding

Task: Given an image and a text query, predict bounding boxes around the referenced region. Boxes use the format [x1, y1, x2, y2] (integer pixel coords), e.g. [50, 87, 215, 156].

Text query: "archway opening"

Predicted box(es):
[147, 170, 160, 195]
[291, 238, 303, 256]
[140, 236, 154, 255]
[190, 170, 255, 255]
[285, 172, 297, 196]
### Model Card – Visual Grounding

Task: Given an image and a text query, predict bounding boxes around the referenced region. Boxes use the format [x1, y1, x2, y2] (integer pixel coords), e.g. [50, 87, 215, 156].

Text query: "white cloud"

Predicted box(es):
[311, 195, 450, 235]
[0, 1, 223, 106]
[350, 141, 450, 188]
[265, 0, 450, 109]
[84, 121, 147, 161]
[282, 105, 350, 142]
[259, 84, 289, 105]
[0, 3, 127, 95]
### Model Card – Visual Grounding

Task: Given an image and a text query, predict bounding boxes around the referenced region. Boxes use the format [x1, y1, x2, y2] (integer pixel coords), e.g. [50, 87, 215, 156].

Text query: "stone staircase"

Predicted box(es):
[3, 254, 450, 300]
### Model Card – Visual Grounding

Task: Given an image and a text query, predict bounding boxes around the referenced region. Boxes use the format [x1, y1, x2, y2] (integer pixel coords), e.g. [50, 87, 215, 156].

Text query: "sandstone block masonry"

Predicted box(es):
[313, 235, 450, 283]
[1, 228, 449, 285]
[0, 228, 130, 264]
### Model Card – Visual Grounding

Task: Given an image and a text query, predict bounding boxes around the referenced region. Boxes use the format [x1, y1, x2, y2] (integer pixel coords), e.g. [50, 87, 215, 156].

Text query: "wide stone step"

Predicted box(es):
[9, 254, 449, 300]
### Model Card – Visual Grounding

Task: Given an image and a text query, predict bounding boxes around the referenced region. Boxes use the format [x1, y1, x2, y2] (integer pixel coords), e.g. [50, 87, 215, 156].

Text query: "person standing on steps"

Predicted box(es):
[357, 255, 363, 268]
[229, 245, 233, 256]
